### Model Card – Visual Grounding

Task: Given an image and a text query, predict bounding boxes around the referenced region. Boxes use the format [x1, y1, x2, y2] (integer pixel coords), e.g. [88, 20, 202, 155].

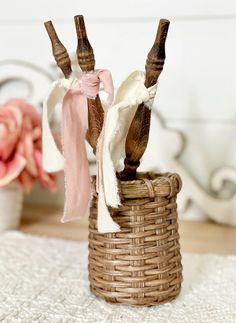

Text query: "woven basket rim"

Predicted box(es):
[92, 172, 182, 200]
[121, 172, 180, 185]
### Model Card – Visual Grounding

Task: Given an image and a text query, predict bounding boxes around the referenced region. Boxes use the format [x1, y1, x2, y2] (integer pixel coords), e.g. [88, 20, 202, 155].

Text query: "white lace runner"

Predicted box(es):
[0, 231, 235, 323]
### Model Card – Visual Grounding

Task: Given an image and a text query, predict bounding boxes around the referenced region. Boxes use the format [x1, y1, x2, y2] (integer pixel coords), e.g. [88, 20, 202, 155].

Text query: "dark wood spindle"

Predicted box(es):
[44, 21, 72, 78]
[119, 19, 170, 181]
[74, 15, 104, 153]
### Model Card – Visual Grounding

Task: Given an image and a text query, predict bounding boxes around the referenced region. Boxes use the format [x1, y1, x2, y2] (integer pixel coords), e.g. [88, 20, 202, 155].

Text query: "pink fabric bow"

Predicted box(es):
[61, 70, 114, 223]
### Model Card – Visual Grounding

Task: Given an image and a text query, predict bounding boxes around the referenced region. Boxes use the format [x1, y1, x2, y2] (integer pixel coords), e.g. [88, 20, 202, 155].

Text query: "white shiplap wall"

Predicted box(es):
[0, 0, 235, 205]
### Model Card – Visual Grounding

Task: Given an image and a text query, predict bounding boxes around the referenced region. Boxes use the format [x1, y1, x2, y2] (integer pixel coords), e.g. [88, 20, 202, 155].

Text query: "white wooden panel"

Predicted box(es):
[1, 19, 236, 121]
[157, 19, 236, 121]
[0, 22, 160, 101]
[0, 0, 236, 21]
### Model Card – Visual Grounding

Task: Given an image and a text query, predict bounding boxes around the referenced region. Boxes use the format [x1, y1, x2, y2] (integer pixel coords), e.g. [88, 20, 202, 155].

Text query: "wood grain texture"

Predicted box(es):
[44, 21, 72, 78]
[119, 19, 170, 181]
[74, 15, 104, 153]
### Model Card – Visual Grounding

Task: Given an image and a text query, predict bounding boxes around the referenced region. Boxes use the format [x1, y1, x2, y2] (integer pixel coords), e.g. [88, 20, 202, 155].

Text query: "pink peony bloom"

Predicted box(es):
[0, 105, 22, 161]
[0, 99, 58, 192]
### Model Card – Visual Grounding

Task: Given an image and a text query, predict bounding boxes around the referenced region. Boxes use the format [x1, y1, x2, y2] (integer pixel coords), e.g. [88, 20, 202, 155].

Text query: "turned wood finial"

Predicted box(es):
[119, 19, 170, 181]
[74, 15, 103, 153]
[74, 15, 95, 72]
[44, 21, 72, 78]
[145, 19, 169, 88]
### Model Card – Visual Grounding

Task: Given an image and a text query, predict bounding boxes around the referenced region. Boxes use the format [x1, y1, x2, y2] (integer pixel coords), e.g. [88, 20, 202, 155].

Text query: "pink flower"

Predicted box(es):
[0, 104, 22, 160]
[0, 99, 58, 192]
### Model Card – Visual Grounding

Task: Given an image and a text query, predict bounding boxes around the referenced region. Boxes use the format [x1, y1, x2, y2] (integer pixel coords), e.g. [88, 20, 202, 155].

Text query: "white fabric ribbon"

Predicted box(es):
[101, 71, 157, 213]
[42, 78, 78, 173]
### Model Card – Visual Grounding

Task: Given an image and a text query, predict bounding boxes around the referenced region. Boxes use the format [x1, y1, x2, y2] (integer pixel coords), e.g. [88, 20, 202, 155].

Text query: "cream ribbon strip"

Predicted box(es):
[102, 71, 157, 211]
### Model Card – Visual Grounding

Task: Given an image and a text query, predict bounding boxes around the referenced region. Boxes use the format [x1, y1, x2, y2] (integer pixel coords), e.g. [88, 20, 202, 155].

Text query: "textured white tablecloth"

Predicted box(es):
[0, 231, 236, 323]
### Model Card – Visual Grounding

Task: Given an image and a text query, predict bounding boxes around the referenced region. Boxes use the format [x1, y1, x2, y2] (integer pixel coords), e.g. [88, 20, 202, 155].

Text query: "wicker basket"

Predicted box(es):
[88, 172, 182, 306]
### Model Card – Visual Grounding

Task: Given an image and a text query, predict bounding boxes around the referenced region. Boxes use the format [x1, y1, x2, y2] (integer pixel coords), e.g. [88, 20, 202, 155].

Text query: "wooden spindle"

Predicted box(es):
[74, 15, 95, 71]
[44, 21, 72, 78]
[119, 19, 170, 181]
[74, 15, 104, 152]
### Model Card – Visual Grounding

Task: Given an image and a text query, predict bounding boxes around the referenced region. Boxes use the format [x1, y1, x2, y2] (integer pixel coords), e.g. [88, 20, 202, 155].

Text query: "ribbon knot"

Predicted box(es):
[79, 72, 101, 99]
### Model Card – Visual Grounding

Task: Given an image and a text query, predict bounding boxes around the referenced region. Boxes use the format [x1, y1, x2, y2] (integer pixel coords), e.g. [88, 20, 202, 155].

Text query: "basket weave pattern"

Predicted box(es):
[89, 172, 182, 306]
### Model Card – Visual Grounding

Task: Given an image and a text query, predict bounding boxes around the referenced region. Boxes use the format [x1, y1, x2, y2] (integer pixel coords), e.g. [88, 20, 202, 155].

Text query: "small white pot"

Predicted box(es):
[0, 182, 23, 232]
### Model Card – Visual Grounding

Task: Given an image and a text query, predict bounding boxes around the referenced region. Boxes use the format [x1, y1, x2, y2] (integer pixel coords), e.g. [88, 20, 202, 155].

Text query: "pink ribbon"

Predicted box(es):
[61, 70, 114, 223]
